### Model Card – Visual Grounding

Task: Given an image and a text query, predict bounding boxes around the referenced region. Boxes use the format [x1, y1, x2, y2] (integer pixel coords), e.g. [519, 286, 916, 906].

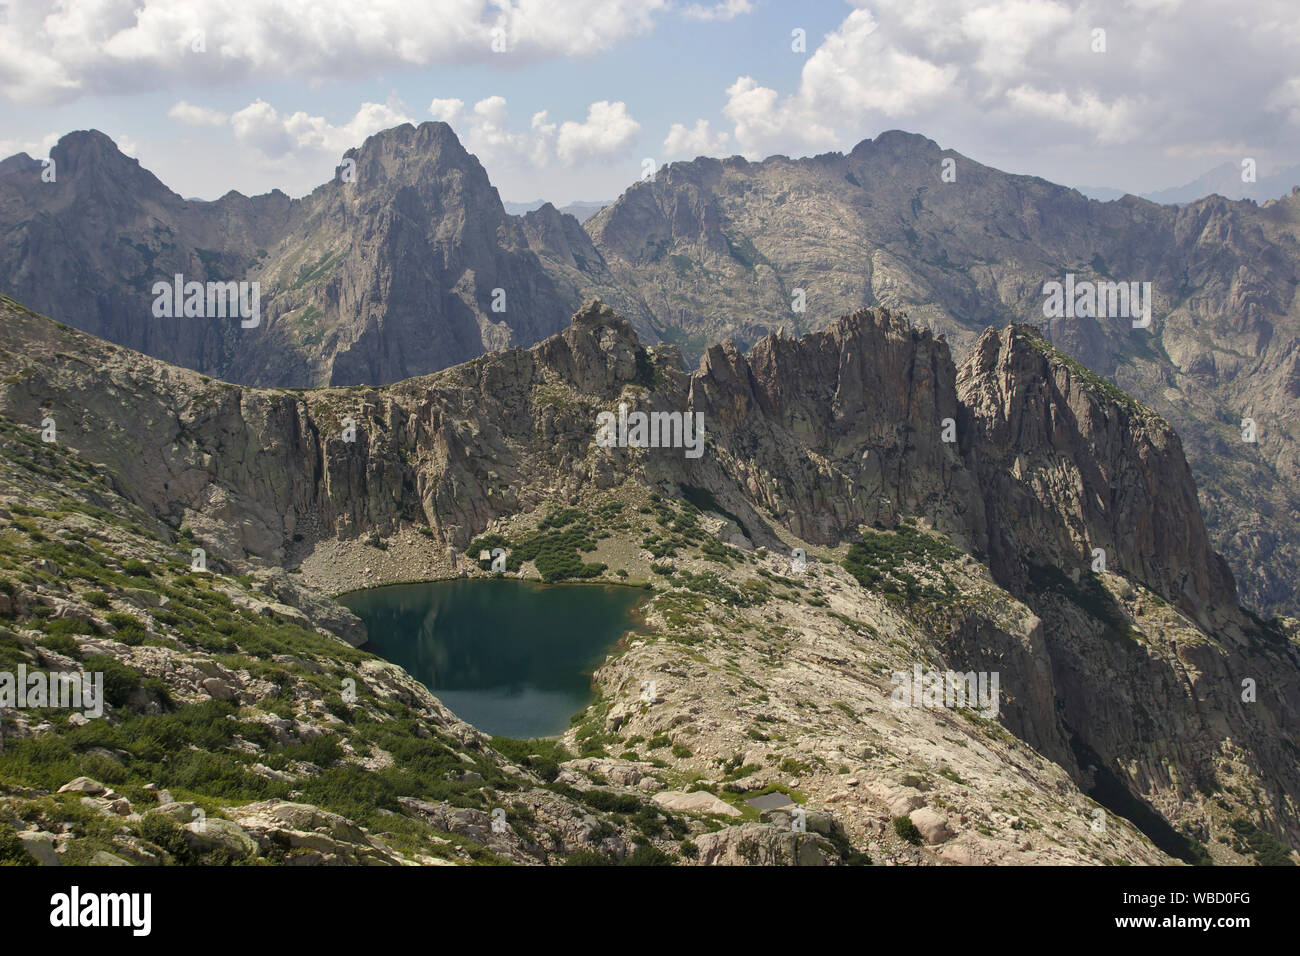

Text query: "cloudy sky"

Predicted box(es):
[1, 0, 1298, 204]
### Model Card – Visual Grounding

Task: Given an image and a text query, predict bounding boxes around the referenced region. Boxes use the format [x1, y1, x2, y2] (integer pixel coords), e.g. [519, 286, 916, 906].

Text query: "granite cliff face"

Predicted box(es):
[959, 325, 1238, 629]
[2, 294, 1296, 865]
[571, 131, 1300, 620]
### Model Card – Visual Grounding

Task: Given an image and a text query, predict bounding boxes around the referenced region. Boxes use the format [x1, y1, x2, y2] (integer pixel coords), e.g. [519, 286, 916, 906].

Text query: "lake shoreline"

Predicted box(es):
[340, 578, 649, 739]
[291, 523, 656, 601]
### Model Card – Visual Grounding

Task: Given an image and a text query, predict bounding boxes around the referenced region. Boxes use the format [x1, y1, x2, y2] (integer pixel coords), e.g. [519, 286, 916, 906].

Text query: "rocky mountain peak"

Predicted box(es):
[849, 129, 943, 161]
[47, 129, 169, 196]
[341, 121, 491, 197]
[520, 202, 602, 270]
[568, 297, 632, 333]
[529, 298, 648, 394]
[0, 152, 40, 180]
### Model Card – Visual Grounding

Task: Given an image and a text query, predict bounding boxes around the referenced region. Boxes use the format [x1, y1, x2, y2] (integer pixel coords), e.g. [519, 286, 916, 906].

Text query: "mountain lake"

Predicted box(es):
[340, 578, 646, 739]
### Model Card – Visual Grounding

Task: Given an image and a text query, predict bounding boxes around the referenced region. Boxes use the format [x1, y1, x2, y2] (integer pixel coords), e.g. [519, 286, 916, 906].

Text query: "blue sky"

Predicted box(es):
[2, 1, 1299, 204]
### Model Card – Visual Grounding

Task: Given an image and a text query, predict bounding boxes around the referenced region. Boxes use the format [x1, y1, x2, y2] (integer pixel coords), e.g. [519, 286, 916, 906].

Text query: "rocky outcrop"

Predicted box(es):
[692, 823, 839, 866]
[684, 309, 983, 549]
[958, 324, 1238, 628]
[958, 326, 1300, 851]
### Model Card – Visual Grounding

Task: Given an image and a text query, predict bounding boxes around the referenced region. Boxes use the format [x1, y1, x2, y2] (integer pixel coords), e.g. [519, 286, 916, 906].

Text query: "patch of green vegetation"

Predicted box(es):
[634, 347, 661, 389]
[291, 305, 325, 348]
[489, 737, 571, 783]
[666, 569, 769, 608]
[39, 632, 82, 660]
[40, 616, 98, 638]
[0, 821, 38, 865]
[843, 523, 961, 606]
[563, 844, 675, 866]
[289, 250, 345, 290]
[1227, 817, 1295, 866]
[563, 848, 615, 866]
[778, 756, 813, 776]
[938, 767, 967, 787]
[723, 232, 765, 271]
[893, 815, 923, 845]
[828, 610, 878, 637]
[468, 510, 607, 582]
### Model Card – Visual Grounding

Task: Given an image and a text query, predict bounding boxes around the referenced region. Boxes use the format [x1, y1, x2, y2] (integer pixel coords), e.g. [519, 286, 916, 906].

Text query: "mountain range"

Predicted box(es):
[0, 122, 1297, 626]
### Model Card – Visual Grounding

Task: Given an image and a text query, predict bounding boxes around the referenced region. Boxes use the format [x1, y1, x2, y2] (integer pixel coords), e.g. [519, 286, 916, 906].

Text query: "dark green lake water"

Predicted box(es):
[340, 579, 645, 739]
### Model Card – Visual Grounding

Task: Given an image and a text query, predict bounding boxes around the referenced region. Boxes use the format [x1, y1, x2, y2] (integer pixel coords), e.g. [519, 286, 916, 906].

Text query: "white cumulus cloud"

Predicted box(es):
[168, 101, 229, 127]
[556, 101, 640, 164]
[0, 0, 670, 105]
[0, 131, 61, 160]
[663, 119, 730, 157]
[226, 99, 415, 159]
[429, 96, 639, 168]
[706, 0, 1300, 187]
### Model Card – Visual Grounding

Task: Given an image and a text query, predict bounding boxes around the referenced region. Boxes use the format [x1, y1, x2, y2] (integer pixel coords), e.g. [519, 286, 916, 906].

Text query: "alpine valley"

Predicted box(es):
[0, 124, 1297, 867]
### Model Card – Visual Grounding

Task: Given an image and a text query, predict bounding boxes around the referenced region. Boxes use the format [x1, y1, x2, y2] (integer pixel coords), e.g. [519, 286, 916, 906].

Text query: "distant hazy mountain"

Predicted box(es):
[504, 198, 610, 222]
[1077, 162, 1300, 205]
[1144, 162, 1300, 204]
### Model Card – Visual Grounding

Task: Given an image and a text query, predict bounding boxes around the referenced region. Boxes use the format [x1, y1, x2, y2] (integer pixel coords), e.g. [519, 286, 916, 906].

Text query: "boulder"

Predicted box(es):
[154, 801, 202, 823]
[183, 818, 258, 858]
[652, 790, 740, 817]
[692, 823, 836, 866]
[57, 776, 106, 796]
[201, 677, 237, 701]
[122, 587, 167, 609]
[563, 757, 647, 787]
[18, 832, 60, 866]
[909, 807, 954, 844]
[229, 800, 401, 866]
